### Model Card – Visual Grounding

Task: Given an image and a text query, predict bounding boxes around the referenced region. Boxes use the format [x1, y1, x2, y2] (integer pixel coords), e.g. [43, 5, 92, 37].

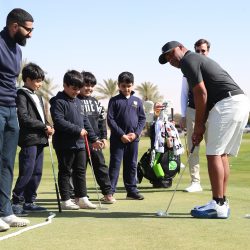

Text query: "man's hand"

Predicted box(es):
[192, 124, 206, 145]
[179, 117, 186, 130]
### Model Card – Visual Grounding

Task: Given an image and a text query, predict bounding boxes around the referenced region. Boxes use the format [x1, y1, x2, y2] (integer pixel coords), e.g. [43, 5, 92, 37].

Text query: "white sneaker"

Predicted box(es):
[0, 218, 10, 232]
[61, 199, 80, 210]
[184, 182, 202, 192]
[194, 199, 229, 210]
[76, 198, 97, 209]
[191, 200, 230, 219]
[1, 214, 30, 227]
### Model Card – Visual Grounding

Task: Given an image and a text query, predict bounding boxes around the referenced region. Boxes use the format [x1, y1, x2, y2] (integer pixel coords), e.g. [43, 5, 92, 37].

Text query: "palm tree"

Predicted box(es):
[37, 77, 58, 123]
[135, 81, 164, 103]
[17, 58, 28, 88]
[94, 79, 118, 100]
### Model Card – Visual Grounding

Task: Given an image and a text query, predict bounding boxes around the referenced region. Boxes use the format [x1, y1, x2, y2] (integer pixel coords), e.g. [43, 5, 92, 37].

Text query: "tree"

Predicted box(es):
[17, 58, 28, 88]
[94, 79, 118, 100]
[135, 82, 164, 103]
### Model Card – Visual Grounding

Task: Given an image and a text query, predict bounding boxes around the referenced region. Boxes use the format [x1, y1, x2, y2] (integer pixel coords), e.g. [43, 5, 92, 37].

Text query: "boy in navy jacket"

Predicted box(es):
[12, 63, 54, 215]
[107, 71, 146, 200]
[78, 71, 115, 204]
[50, 70, 103, 210]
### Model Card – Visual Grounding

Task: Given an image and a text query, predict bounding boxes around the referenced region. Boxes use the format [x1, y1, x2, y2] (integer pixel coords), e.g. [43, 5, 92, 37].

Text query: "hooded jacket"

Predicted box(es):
[17, 88, 49, 147]
[50, 91, 98, 150]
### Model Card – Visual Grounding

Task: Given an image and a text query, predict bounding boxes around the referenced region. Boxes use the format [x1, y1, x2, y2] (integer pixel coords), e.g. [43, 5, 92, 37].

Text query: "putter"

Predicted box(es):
[84, 135, 108, 210]
[156, 144, 195, 217]
[48, 141, 62, 213]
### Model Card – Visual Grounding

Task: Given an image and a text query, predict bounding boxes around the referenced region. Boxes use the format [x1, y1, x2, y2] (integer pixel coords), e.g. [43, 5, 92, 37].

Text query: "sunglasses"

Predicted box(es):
[19, 24, 34, 33]
[195, 49, 207, 53]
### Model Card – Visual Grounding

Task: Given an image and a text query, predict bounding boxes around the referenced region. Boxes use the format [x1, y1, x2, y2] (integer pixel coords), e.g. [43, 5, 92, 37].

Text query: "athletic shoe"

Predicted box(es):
[0, 218, 10, 232]
[191, 200, 230, 219]
[184, 182, 203, 192]
[126, 192, 144, 200]
[194, 199, 230, 210]
[76, 198, 97, 209]
[12, 204, 29, 217]
[61, 199, 80, 210]
[23, 203, 47, 212]
[1, 214, 30, 227]
[100, 194, 116, 204]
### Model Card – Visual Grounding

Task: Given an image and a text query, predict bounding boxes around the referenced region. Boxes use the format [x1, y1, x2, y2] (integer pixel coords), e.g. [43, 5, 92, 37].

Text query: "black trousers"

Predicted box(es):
[55, 149, 87, 201]
[86, 146, 112, 195]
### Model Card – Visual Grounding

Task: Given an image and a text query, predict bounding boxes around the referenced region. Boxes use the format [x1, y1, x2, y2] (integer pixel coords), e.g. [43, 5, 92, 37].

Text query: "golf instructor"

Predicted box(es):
[0, 8, 34, 231]
[158, 41, 249, 219]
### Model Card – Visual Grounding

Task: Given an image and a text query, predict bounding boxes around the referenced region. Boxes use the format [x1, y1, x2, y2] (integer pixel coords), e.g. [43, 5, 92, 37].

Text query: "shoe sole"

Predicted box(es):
[23, 209, 47, 213]
[191, 209, 230, 219]
[126, 197, 144, 200]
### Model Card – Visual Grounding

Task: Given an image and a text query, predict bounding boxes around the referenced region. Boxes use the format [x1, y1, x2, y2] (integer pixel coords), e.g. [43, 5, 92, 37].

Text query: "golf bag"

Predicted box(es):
[137, 105, 184, 188]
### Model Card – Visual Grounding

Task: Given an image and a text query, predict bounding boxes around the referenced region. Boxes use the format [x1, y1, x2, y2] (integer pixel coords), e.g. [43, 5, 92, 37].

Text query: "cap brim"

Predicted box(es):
[159, 53, 168, 64]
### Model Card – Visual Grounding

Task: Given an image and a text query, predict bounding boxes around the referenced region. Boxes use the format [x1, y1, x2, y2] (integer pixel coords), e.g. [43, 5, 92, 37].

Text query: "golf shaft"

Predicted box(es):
[165, 144, 195, 214]
[84, 135, 102, 208]
[48, 141, 62, 213]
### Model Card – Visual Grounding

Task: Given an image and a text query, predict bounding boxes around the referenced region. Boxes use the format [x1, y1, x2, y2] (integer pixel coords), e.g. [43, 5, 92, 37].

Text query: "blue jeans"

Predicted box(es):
[0, 106, 19, 216]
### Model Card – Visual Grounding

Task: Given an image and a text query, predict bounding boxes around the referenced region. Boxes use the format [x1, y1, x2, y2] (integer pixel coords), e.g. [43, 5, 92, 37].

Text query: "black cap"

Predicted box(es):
[158, 41, 182, 64]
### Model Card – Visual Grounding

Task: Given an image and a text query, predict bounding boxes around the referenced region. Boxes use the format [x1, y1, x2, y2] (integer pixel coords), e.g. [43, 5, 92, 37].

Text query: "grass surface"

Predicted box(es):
[1, 134, 250, 249]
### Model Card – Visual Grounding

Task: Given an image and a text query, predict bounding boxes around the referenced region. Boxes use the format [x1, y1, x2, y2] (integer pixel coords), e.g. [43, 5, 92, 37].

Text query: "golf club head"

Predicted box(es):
[156, 210, 169, 217]
[244, 214, 250, 218]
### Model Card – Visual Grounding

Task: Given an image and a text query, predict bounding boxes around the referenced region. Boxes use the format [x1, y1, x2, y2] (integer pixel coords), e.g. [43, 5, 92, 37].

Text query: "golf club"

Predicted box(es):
[84, 135, 108, 210]
[156, 144, 195, 217]
[48, 140, 62, 213]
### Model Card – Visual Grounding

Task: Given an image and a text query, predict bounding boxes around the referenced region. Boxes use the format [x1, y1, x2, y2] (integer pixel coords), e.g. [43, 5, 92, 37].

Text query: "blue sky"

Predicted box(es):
[1, 0, 250, 112]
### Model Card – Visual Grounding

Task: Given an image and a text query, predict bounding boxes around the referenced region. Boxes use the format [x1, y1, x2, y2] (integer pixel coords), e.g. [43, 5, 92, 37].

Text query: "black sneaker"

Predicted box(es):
[126, 192, 144, 200]
[23, 203, 47, 212]
[12, 204, 29, 217]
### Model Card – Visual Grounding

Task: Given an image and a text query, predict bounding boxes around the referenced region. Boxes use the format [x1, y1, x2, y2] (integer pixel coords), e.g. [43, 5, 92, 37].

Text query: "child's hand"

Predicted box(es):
[92, 140, 104, 150]
[127, 133, 137, 142]
[101, 139, 108, 149]
[121, 135, 131, 143]
[46, 126, 55, 137]
[80, 129, 88, 138]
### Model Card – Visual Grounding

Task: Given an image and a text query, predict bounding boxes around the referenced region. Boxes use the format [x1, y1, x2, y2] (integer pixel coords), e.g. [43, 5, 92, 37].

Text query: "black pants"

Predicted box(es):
[55, 149, 87, 201]
[87, 145, 112, 195]
[12, 145, 44, 204]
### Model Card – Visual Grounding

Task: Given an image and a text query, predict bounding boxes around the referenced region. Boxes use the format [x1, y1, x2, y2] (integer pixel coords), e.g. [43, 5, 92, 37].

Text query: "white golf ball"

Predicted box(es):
[156, 211, 164, 216]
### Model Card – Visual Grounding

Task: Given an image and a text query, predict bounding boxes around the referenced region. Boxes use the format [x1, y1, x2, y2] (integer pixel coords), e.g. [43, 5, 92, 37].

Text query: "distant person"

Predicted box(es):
[0, 8, 34, 232]
[180, 39, 211, 192]
[50, 70, 103, 210]
[158, 41, 249, 218]
[11, 63, 54, 215]
[107, 71, 146, 200]
[78, 71, 115, 204]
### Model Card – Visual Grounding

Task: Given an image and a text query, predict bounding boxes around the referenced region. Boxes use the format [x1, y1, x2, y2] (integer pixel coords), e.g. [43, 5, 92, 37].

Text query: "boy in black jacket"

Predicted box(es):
[50, 70, 103, 210]
[78, 71, 115, 204]
[107, 72, 146, 200]
[12, 63, 54, 215]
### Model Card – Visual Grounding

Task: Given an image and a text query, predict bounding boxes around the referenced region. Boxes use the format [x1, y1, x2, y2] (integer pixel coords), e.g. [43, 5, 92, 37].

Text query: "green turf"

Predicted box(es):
[1, 134, 250, 249]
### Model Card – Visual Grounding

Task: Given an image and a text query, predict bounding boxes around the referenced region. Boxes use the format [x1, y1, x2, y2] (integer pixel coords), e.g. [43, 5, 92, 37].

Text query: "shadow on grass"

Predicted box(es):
[26, 210, 192, 219]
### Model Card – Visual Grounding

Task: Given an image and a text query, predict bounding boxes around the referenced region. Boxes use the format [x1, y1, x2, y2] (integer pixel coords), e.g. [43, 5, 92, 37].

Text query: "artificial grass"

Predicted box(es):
[1, 134, 250, 249]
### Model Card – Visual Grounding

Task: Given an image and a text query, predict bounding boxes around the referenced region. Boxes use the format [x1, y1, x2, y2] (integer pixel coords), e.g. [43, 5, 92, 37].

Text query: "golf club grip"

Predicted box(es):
[171, 108, 174, 121]
[84, 135, 91, 157]
[55, 183, 62, 213]
[190, 144, 195, 154]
